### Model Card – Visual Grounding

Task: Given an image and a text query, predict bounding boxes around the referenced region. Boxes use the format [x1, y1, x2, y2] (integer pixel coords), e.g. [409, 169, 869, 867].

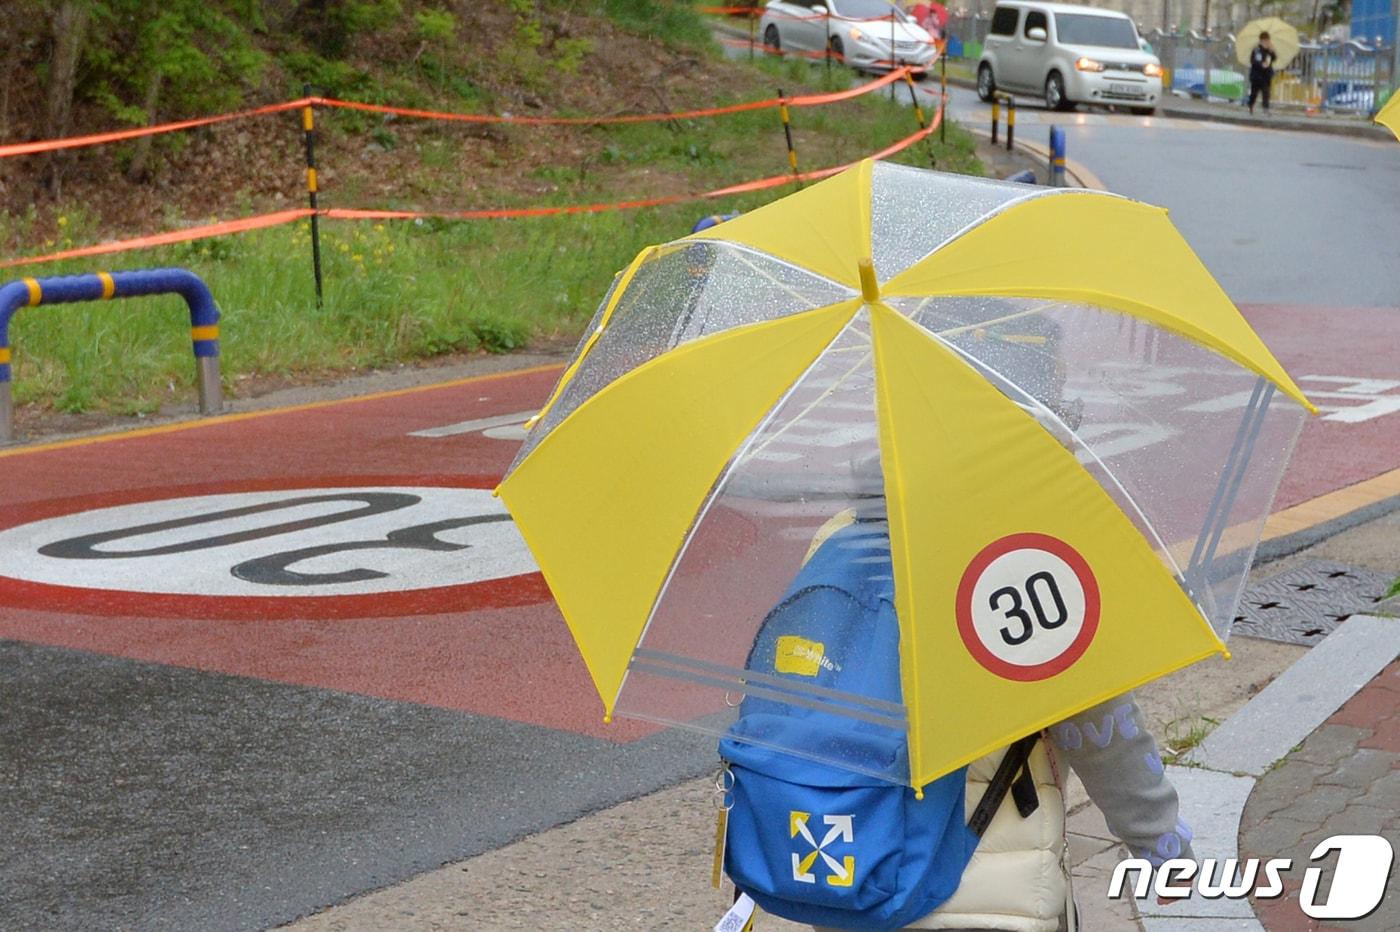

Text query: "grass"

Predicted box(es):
[1161, 708, 1221, 764]
[4, 59, 982, 417]
[576, 0, 716, 49]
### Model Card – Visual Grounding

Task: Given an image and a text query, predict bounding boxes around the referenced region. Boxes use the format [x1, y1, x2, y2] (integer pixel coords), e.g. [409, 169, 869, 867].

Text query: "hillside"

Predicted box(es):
[0, 1, 984, 424]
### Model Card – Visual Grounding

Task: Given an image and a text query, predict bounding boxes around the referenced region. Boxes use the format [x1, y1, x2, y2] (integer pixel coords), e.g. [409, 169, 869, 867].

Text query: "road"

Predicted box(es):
[0, 74, 1397, 930]
[937, 83, 1400, 307]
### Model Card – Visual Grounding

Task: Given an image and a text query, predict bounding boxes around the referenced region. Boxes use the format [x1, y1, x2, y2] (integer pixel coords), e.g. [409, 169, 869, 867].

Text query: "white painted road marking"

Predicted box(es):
[0, 487, 538, 597]
[409, 411, 535, 438]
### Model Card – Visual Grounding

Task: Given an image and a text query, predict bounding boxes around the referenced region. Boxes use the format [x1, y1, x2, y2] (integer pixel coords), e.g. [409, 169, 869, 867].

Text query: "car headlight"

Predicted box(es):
[1143, 62, 1163, 77]
[1075, 57, 1105, 72]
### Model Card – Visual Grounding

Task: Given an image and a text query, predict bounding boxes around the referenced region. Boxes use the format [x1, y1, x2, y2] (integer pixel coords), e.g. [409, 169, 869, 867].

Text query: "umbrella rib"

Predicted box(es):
[745, 348, 873, 460]
[936, 336, 1187, 582]
[610, 309, 862, 713]
[888, 187, 1064, 281]
[933, 302, 1058, 337]
[727, 245, 857, 312]
[882, 302, 1190, 587]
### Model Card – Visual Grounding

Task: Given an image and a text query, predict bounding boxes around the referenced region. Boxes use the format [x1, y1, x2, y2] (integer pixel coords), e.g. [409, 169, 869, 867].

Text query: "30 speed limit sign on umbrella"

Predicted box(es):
[498, 160, 1313, 791]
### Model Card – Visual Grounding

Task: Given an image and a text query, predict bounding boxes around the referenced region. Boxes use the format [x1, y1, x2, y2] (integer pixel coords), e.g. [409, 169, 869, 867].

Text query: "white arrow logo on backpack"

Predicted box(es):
[791, 811, 856, 887]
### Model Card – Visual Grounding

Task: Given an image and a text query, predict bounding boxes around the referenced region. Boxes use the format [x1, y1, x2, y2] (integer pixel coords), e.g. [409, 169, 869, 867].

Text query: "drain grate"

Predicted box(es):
[1230, 560, 1398, 646]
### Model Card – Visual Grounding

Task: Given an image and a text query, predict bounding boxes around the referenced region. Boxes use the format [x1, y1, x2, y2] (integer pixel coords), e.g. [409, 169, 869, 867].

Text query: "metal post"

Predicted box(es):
[1391, 0, 1400, 97]
[991, 97, 1000, 144]
[1006, 96, 1015, 151]
[940, 51, 948, 142]
[1201, 0, 1212, 100]
[0, 382, 11, 443]
[891, 12, 898, 99]
[778, 89, 801, 187]
[904, 72, 937, 167]
[301, 84, 324, 308]
[750, 11, 756, 60]
[197, 356, 223, 415]
[1048, 125, 1066, 185]
[826, 5, 832, 72]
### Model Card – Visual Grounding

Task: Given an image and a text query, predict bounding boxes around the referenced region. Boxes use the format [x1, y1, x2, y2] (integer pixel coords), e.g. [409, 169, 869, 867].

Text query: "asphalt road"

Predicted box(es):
[938, 83, 1400, 307]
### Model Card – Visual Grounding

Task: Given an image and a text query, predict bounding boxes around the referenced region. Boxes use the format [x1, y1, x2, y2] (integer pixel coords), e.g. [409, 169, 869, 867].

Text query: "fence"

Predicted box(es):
[1, 69, 939, 271]
[944, 11, 991, 61]
[1149, 30, 1395, 112]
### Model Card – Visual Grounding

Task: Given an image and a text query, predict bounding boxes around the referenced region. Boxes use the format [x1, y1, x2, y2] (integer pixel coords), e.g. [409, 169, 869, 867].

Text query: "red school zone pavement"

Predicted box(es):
[0, 305, 1395, 744]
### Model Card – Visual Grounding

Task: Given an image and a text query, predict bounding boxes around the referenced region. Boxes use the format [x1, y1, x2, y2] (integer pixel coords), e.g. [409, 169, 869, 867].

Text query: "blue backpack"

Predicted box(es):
[719, 520, 1039, 931]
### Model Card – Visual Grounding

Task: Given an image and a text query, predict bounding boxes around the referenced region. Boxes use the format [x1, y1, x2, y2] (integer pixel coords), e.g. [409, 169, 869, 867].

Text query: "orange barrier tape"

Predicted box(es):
[0, 107, 939, 268]
[0, 210, 314, 268]
[2, 70, 914, 159]
[309, 69, 911, 126]
[0, 99, 313, 159]
[720, 37, 936, 67]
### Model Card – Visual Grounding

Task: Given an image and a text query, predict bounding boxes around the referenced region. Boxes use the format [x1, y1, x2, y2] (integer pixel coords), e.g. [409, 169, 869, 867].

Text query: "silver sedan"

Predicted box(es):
[759, 0, 939, 74]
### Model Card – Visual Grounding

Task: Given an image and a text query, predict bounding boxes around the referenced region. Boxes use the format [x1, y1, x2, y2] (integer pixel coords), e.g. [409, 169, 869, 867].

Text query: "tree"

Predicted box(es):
[80, 0, 267, 179]
[45, 0, 91, 194]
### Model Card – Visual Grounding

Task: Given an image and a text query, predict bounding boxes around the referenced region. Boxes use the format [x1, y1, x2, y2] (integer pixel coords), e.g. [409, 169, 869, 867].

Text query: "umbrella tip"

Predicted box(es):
[858, 258, 880, 304]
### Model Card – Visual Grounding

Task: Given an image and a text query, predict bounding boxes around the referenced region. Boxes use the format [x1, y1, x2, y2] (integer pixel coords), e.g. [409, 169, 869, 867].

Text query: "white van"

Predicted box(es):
[977, 2, 1162, 114]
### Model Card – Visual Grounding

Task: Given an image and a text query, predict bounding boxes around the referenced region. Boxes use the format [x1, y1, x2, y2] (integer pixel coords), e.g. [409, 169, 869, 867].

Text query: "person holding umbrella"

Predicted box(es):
[498, 161, 1314, 932]
[1248, 31, 1277, 114]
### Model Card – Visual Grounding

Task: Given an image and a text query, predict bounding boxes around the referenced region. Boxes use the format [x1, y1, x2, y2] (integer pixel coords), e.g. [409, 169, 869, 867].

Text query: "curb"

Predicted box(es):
[1155, 101, 1393, 141]
[966, 124, 1107, 191]
[1256, 489, 1400, 565]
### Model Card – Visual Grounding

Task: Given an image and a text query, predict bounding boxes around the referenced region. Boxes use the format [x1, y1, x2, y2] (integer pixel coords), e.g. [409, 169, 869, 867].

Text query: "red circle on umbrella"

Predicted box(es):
[955, 533, 1100, 682]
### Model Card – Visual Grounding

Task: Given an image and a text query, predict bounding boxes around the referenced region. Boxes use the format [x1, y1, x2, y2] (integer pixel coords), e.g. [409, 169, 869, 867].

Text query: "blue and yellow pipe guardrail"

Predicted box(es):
[0, 267, 223, 442]
[1048, 126, 1067, 187]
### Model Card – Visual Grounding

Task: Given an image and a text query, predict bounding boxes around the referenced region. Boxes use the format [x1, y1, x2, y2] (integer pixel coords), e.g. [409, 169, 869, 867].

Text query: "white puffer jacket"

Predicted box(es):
[908, 742, 1067, 931]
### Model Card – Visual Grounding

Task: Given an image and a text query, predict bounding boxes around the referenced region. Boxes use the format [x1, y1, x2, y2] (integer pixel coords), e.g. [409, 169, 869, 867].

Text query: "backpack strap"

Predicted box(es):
[967, 734, 1041, 838]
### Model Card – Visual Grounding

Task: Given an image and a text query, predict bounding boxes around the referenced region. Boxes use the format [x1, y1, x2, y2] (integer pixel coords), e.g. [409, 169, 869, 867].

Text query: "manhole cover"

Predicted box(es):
[1231, 560, 1398, 646]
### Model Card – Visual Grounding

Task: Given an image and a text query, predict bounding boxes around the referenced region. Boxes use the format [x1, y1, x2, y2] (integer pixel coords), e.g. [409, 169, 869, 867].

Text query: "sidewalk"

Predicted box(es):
[282, 509, 1400, 930]
[1243, 658, 1400, 931]
[1155, 93, 1393, 141]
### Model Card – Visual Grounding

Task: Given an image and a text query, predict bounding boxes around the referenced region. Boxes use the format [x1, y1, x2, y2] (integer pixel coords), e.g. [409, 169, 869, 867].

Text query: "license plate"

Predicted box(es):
[1109, 82, 1145, 97]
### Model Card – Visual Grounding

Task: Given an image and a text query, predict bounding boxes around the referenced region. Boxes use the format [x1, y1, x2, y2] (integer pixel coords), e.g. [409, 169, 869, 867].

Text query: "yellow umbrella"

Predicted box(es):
[498, 160, 1314, 791]
[1235, 17, 1301, 70]
[1376, 92, 1400, 140]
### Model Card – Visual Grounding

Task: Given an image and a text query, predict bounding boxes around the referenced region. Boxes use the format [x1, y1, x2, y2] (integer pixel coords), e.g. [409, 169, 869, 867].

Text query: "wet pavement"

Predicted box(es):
[937, 82, 1400, 309]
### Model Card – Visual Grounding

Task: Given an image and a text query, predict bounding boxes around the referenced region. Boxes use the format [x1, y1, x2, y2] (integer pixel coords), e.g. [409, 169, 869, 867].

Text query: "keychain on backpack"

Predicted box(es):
[713, 764, 733, 890]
